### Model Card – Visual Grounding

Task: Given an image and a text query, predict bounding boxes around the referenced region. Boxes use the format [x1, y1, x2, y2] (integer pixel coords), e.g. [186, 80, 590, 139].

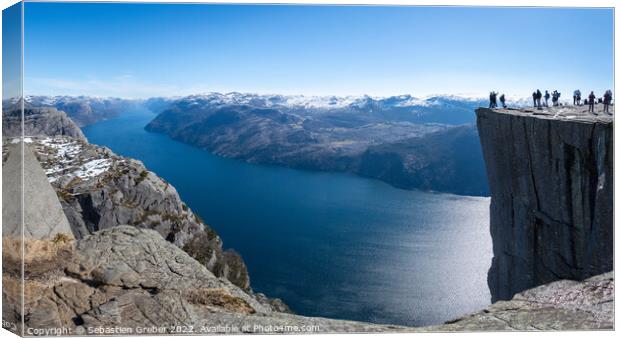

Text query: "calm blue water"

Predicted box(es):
[82, 109, 492, 327]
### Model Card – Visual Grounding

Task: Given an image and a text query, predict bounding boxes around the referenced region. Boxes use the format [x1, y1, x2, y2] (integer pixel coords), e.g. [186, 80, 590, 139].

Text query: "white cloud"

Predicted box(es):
[24, 75, 215, 99]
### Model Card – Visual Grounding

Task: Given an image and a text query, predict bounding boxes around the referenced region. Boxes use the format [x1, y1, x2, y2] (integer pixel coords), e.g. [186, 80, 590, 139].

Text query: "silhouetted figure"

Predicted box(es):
[489, 91, 498, 108]
[576, 90, 581, 105]
[544, 90, 550, 107]
[588, 91, 596, 113]
[603, 90, 612, 114]
[536, 90, 542, 108]
[551, 90, 561, 107]
[499, 94, 506, 108]
[532, 91, 537, 107]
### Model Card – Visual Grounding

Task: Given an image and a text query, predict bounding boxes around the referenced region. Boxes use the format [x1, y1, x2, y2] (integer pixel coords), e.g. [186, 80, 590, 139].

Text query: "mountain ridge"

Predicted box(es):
[145, 92, 491, 196]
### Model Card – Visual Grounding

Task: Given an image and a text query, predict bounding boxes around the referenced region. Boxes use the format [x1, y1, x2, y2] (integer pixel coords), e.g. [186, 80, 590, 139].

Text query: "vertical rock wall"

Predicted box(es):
[476, 108, 613, 301]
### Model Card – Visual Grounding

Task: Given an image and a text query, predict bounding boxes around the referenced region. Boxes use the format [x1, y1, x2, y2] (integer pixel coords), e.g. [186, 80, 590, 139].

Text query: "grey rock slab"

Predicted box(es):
[2, 142, 74, 239]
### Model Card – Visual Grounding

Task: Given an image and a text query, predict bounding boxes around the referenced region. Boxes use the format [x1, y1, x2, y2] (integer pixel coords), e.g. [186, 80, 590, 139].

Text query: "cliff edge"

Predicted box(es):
[476, 106, 613, 302]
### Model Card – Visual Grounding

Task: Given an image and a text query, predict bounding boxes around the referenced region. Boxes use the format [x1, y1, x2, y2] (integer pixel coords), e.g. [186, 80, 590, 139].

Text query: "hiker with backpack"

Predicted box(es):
[573, 90, 578, 105]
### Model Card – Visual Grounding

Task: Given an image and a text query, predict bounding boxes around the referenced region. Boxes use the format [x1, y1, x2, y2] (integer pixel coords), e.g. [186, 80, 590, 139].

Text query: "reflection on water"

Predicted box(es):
[83, 110, 492, 326]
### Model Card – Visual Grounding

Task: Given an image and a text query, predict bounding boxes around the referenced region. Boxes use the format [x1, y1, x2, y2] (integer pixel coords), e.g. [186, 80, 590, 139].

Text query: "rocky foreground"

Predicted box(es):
[4, 222, 613, 335]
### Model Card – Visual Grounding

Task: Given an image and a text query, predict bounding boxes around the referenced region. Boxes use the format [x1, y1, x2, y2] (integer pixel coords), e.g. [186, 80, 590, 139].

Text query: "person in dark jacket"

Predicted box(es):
[489, 91, 498, 108]
[499, 94, 506, 108]
[588, 91, 596, 113]
[532, 91, 537, 108]
[544, 90, 550, 107]
[603, 90, 612, 114]
[536, 90, 542, 108]
[552, 90, 561, 106]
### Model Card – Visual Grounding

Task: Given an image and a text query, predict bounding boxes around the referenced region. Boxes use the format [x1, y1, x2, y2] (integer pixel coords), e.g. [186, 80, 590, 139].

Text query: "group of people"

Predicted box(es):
[489, 88, 613, 114]
[531, 89, 562, 108]
[488, 91, 506, 109]
[584, 90, 614, 114]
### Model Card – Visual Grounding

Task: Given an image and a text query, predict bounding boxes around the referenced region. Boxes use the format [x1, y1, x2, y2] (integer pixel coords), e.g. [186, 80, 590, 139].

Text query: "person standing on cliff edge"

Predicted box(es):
[588, 91, 596, 113]
[532, 91, 537, 108]
[544, 90, 550, 107]
[489, 91, 498, 108]
[500, 94, 506, 108]
[603, 90, 612, 114]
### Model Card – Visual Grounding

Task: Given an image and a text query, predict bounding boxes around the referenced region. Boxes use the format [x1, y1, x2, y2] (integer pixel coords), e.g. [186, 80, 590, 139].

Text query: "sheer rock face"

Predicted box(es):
[476, 107, 613, 302]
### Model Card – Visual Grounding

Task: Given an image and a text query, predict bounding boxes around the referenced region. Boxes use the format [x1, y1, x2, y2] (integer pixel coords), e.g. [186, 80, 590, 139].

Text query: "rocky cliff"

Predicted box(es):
[18, 136, 254, 293]
[3, 104, 87, 142]
[476, 106, 613, 302]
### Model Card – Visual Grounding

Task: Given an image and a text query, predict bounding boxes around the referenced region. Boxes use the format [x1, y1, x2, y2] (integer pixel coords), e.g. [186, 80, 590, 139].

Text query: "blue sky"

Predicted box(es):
[23, 3, 613, 99]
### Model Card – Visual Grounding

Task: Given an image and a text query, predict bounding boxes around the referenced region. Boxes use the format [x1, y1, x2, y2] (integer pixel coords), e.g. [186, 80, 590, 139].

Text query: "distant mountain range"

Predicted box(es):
[145, 93, 492, 196]
[145, 92, 487, 125]
[5, 92, 515, 195]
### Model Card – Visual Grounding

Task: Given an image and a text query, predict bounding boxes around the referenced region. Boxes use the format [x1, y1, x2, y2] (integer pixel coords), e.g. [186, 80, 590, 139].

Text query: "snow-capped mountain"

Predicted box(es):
[160, 92, 493, 125]
[172, 92, 485, 109]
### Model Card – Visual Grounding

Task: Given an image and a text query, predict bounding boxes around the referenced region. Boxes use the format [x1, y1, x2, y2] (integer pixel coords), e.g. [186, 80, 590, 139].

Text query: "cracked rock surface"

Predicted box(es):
[4, 226, 407, 335]
[4, 226, 613, 334]
[434, 272, 614, 331]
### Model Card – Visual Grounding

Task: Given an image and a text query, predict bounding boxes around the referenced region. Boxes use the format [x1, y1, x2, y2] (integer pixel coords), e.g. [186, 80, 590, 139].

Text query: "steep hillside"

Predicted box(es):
[24, 135, 257, 293]
[3, 103, 87, 141]
[145, 93, 489, 195]
[357, 125, 488, 195]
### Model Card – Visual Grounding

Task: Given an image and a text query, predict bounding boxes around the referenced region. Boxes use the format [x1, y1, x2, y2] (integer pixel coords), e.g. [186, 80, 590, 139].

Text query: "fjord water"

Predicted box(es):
[83, 109, 492, 327]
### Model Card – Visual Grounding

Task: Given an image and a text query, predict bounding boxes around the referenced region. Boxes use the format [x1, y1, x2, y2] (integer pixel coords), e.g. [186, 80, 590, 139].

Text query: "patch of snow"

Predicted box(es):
[9, 137, 33, 144]
[39, 137, 82, 158]
[73, 159, 112, 180]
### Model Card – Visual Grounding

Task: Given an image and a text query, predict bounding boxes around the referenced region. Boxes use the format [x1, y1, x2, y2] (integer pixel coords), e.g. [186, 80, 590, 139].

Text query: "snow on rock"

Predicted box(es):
[34, 136, 118, 183]
[73, 159, 112, 180]
[10, 137, 33, 144]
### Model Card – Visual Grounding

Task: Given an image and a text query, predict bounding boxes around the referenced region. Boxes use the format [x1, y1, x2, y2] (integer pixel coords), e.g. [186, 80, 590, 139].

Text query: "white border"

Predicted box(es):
[0, 1, 616, 338]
